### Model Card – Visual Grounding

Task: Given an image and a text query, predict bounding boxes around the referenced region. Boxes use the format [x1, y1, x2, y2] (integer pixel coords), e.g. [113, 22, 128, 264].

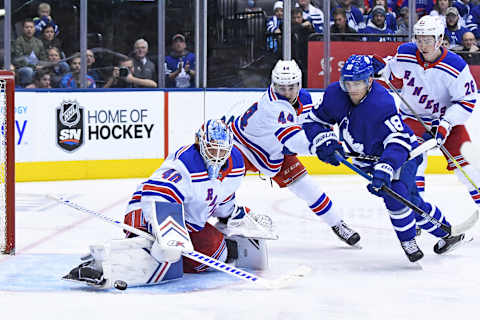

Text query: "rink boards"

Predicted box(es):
[14, 88, 477, 181]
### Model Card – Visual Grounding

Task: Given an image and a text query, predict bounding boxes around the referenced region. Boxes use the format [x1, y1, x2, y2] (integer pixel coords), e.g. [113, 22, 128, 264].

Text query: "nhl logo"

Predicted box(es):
[56, 100, 84, 152]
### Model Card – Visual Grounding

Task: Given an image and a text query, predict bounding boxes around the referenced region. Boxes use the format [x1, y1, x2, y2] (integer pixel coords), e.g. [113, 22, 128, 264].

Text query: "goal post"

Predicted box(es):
[0, 70, 15, 255]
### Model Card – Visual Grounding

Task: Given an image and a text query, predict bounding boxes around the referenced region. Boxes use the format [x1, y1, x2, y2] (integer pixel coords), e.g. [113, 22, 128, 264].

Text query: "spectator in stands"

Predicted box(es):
[399, 0, 434, 19]
[132, 39, 158, 87]
[456, 31, 480, 64]
[334, 0, 366, 31]
[33, 2, 59, 37]
[41, 24, 63, 54]
[430, 0, 453, 27]
[12, 19, 47, 87]
[396, 6, 409, 35]
[267, 1, 283, 54]
[359, 5, 394, 41]
[364, 0, 397, 14]
[466, 4, 480, 39]
[445, 7, 470, 48]
[25, 69, 51, 89]
[453, 0, 472, 23]
[165, 34, 196, 88]
[104, 57, 157, 88]
[366, 0, 397, 31]
[297, 0, 325, 33]
[44, 47, 69, 88]
[331, 7, 358, 41]
[292, 7, 314, 85]
[60, 54, 96, 88]
[87, 49, 104, 88]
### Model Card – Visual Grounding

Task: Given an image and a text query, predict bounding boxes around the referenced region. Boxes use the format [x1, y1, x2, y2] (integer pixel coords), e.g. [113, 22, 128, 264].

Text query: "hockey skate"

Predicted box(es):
[400, 239, 424, 262]
[433, 233, 466, 254]
[63, 260, 106, 288]
[331, 220, 361, 246]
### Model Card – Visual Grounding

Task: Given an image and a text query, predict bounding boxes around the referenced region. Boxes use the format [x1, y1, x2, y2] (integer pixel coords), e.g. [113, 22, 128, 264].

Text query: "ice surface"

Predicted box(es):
[1, 175, 479, 320]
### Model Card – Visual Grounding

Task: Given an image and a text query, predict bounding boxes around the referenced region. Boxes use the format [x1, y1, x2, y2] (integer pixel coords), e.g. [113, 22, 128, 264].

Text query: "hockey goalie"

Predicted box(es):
[63, 119, 278, 289]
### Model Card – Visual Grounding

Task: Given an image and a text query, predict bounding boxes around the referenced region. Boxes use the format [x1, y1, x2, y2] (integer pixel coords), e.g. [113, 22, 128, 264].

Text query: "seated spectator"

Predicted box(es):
[445, 7, 469, 48]
[41, 24, 63, 53]
[60, 54, 96, 88]
[333, 0, 365, 31]
[359, 6, 394, 41]
[25, 70, 51, 88]
[396, 6, 409, 35]
[331, 7, 358, 41]
[430, 0, 452, 27]
[44, 47, 69, 88]
[132, 39, 157, 88]
[364, 0, 397, 14]
[456, 31, 480, 64]
[466, 4, 480, 39]
[165, 34, 196, 88]
[366, 0, 397, 32]
[453, 0, 472, 23]
[292, 7, 314, 84]
[267, 1, 283, 53]
[87, 49, 104, 88]
[104, 57, 157, 88]
[13, 19, 47, 87]
[297, 0, 325, 33]
[33, 2, 59, 37]
[399, 0, 434, 19]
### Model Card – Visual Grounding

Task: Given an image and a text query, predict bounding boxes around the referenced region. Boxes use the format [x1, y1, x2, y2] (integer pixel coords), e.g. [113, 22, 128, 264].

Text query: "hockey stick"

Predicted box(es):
[48, 195, 311, 289]
[334, 152, 479, 236]
[383, 78, 480, 195]
[346, 138, 437, 163]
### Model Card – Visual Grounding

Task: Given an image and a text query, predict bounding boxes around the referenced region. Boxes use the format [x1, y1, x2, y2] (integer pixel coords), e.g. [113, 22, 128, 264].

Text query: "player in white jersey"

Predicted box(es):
[230, 59, 361, 246]
[63, 120, 276, 289]
[373, 15, 480, 210]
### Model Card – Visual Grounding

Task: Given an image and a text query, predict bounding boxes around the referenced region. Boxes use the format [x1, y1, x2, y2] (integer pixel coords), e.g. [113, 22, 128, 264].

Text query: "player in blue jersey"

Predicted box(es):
[63, 120, 276, 289]
[303, 55, 467, 262]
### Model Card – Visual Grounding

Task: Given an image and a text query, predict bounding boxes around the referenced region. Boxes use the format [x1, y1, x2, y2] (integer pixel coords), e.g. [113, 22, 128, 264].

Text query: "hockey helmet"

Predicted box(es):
[196, 119, 233, 180]
[340, 55, 373, 93]
[413, 15, 444, 45]
[271, 59, 302, 103]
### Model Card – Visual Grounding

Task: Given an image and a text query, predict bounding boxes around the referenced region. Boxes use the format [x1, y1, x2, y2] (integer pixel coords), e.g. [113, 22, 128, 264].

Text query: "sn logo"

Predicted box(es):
[59, 129, 82, 141]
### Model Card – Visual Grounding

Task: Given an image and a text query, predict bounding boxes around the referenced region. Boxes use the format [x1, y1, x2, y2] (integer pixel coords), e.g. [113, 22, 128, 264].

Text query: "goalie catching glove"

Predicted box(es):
[215, 205, 278, 240]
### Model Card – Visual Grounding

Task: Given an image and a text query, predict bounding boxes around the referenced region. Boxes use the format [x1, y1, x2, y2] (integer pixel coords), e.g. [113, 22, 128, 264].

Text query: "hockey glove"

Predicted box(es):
[422, 119, 452, 146]
[310, 131, 345, 166]
[367, 163, 394, 197]
[150, 238, 183, 263]
[371, 54, 387, 79]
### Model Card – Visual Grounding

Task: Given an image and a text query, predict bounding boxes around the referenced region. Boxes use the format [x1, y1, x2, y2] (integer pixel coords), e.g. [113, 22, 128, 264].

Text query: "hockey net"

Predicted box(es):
[0, 71, 15, 255]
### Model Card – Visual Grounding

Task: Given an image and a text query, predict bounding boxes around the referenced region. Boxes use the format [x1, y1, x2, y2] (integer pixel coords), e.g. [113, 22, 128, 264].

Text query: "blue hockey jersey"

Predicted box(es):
[305, 81, 417, 172]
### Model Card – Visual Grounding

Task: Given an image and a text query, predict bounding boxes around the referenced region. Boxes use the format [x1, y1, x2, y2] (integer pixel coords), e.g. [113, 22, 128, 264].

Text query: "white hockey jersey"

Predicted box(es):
[126, 144, 245, 232]
[385, 42, 477, 126]
[230, 85, 314, 177]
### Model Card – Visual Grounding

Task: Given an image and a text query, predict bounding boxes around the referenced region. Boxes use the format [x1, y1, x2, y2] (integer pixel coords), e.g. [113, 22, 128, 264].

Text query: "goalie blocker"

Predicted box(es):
[64, 201, 275, 289]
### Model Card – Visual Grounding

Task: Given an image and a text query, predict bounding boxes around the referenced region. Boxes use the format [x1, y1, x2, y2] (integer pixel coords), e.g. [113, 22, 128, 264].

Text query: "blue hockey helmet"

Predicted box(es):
[340, 55, 374, 93]
[196, 119, 233, 180]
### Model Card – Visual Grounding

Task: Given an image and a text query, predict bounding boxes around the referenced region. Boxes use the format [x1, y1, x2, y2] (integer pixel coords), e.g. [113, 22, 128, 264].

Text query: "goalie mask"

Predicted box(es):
[271, 59, 302, 104]
[196, 119, 233, 180]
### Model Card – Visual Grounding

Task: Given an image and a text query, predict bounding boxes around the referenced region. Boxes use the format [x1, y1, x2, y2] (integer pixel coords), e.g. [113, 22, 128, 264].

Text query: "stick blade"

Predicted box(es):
[451, 210, 479, 236]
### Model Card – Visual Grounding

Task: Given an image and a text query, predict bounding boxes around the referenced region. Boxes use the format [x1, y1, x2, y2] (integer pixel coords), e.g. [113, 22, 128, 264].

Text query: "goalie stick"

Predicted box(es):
[334, 152, 479, 236]
[346, 138, 437, 163]
[48, 195, 311, 289]
[382, 78, 480, 195]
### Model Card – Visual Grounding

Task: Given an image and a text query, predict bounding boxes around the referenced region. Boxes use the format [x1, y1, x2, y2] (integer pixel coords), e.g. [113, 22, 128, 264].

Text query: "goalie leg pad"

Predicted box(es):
[64, 237, 183, 289]
[183, 223, 228, 273]
[272, 155, 307, 188]
[228, 236, 268, 270]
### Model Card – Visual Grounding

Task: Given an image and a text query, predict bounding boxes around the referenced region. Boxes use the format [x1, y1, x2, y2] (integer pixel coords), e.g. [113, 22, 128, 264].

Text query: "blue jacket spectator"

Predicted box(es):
[399, 0, 434, 18]
[359, 6, 395, 41]
[165, 34, 196, 88]
[60, 56, 96, 88]
[466, 4, 480, 38]
[453, 0, 472, 21]
[33, 2, 59, 37]
[366, 9, 397, 31]
[333, 0, 365, 31]
[267, 1, 283, 53]
[445, 6, 469, 47]
[297, 0, 325, 33]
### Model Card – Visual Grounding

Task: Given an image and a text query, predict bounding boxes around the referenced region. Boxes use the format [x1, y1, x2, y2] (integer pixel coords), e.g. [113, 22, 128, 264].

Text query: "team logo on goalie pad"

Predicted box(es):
[56, 100, 85, 152]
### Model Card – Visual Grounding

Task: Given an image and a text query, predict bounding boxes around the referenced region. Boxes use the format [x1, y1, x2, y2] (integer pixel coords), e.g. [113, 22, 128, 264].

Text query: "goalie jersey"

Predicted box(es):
[306, 81, 418, 172]
[126, 144, 245, 232]
[230, 86, 314, 177]
[384, 43, 477, 126]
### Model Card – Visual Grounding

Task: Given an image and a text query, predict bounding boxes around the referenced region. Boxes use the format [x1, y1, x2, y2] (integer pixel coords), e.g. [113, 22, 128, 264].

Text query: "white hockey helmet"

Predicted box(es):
[271, 59, 302, 103]
[413, 15, 444, 43]
[196, 119, 233, 180]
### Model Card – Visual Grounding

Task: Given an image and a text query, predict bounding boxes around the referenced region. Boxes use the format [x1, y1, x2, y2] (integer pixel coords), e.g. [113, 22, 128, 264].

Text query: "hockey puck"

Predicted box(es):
[114, 280, 128, 291]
